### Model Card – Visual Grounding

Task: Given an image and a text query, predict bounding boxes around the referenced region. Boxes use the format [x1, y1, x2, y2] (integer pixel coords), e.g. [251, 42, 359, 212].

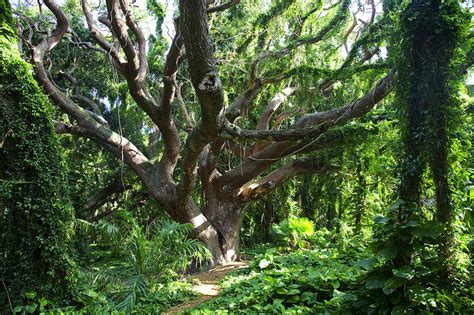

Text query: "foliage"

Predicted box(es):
[191, 222, 472, 313]
[271, 215, 315, 249]
[0, 1, 77, 306]
[74, 212, 209, 313]
[191, 232, 369, 314]
[9, 211, 210, 313]
[362, 0, 473, 312]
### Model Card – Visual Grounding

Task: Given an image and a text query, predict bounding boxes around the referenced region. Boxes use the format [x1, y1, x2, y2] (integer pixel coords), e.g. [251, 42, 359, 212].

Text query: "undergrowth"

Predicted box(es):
[189, 218, 473, 314]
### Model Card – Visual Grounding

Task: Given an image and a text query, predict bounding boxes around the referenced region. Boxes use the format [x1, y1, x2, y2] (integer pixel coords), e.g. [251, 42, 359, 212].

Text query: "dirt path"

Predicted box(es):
[162, 262, 248, 314]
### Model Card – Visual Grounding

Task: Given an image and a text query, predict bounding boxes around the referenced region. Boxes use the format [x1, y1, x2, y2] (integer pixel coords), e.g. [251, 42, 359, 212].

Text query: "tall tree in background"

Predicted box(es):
[395, 0, 468, 277]
[0, 0, 77, 306]
[367, 2, 472, 308]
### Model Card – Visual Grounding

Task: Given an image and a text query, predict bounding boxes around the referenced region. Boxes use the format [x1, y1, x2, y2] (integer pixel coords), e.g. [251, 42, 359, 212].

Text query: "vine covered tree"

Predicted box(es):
[0, 0, 76, 304]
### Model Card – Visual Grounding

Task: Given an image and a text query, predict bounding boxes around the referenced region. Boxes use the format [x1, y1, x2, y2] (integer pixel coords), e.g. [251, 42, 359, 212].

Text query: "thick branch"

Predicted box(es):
[54, 122, 151, 173]
[223, 0, 349, 132]
[256, 87, 296, 130]
[70, 95, 101, 115]
[156, 20, 184, 174]
[178, 0, 225, 206]
[238, 158, 329, 201]
[106, 0, 139, 75]
[119, 0, 148, 82]
[30, 0, 154, 188]
[82, 175, 131, 214]
[223, 121, 328, 142]
[59, 70, 103, 115]
[80, 0, 126, 70]
[180, 0, 224, 133]
[225, 79, 262, 122]
[295, 70, 395, 128]
[208, 0, 240, 14]
[83, 0, 166, 158]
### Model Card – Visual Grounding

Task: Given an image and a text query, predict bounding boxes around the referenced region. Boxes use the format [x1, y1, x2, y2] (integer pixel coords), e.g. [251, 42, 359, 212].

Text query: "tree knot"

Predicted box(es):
[198, 71, 221, 93]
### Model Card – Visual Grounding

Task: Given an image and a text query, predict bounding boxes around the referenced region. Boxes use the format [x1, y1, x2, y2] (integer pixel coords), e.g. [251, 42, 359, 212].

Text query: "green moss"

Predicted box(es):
[0, 2, 77, 306]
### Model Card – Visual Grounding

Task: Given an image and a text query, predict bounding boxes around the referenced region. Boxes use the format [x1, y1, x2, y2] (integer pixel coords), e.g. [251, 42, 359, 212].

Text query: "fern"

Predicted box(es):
[74, 210, 211, 313]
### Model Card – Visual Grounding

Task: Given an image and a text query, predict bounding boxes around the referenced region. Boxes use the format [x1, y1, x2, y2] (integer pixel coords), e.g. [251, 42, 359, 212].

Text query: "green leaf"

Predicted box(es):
[301, 291, 317, 304]
[13, 306, 23, 313]
[272, 299, 284, 306]
[386, 200, 402, 212]
[391, 304, 410, 314]
[287, 288, 300, 295]
[259, 259, 271, 269]
[414, 221, 445, 239]
[25, 291, 36, 299]
[357, 257, 378, 270]
[383, 276, 406, 295]
[402, 220, 419, 228]
[39, 297, 48, 308]
[378, 245, 398, 261]
[409, 284, 435, 305]
[374, 215, 391, 225]
[25, 303, 37, 313]
[384, 276, 406, 289]
[392, 266, 415, 280]
[287, 294, 300, 303]
[276, 288, 287, 294]
[366, 273, 387, 289]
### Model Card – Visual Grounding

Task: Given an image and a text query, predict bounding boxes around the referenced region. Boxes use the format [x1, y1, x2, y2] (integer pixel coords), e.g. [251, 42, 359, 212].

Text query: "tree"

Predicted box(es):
[22, 0, 396, 263]
[395, 0, 469, 278]
[0, 0, 76, 305]
[366, 0, 472, 307]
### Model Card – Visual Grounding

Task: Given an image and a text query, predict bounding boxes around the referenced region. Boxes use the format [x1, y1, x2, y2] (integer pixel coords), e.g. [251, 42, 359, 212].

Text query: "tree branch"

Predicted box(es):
[83, 0, 173, 169]
[80, 0, 126, 70]
[106, 0, 139, 75]
[119, 0, 148, 83]
[30, 0, 154, 188]
[256, 87, 296, 130]
[238, 158, 329, 201]
[157, 19, 184, 173]
[223, 121, 329, 142]
[178, 0, 225, 206]
[208, 0, 240, 14]
[225, 79, 263, 122]
[54, 122, 151, 173]
[250, 0, 350, 77]
[82, 175, 131, 214]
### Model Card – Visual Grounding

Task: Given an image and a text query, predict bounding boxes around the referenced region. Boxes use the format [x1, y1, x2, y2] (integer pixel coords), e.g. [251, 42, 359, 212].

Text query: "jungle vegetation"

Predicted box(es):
[0, 0, 473, 313]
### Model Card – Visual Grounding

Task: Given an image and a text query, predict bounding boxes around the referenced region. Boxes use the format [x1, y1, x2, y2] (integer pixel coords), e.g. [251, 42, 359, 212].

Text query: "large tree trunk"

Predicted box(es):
[202, 199, 243, 263]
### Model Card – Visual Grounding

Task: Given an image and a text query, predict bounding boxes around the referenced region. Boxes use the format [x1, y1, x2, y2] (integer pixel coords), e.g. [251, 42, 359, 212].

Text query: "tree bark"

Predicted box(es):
[203, 199, 243, 263]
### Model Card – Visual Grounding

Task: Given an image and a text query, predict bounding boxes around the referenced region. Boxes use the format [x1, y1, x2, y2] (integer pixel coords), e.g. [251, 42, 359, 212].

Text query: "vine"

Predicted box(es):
[0, 0, 77, 306]
[365, 0, 471, 312]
